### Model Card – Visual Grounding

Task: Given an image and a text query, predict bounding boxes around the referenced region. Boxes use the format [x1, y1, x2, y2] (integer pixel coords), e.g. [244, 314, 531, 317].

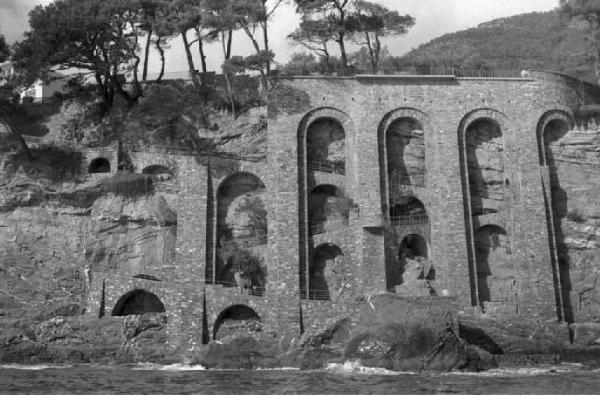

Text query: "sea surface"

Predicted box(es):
[1, 361, 599, 394]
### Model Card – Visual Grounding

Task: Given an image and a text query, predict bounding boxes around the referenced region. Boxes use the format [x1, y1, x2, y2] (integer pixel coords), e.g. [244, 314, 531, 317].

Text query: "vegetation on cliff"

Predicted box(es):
[397, 11, 595, 83]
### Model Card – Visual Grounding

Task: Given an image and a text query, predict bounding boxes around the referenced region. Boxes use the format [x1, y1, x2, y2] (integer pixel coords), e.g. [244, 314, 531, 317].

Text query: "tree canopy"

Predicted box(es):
[13, 0, 146, 111]
[291, 0, 414, 69]
[560, 0, 600, 82]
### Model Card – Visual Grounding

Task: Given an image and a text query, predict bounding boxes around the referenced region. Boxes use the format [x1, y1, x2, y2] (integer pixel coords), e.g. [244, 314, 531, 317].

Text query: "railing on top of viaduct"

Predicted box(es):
[135, 66, 526, 83]
[276, 66, 525, 79]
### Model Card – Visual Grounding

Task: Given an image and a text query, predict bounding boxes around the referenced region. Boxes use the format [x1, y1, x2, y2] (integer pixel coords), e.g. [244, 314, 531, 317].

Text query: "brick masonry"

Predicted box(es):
[84, 71, 600, 349]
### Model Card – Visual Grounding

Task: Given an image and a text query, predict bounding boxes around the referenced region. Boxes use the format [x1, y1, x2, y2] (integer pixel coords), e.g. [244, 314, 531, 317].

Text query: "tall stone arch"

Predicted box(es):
[213, 172, 267, 292]
[458, 108, 510, 307]
[297, 107, 353, 299]
[536, 109, 575, 322]
[377, 108, 431, 292]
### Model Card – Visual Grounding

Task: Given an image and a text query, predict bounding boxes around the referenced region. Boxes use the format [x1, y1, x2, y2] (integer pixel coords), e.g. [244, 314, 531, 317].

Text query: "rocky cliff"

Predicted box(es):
[546, 124, 600, 323]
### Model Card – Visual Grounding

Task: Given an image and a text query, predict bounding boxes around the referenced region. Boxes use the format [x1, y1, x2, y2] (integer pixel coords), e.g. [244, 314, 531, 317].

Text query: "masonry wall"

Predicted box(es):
[84, 71, 600, 349]
[267, 71, 599, 326]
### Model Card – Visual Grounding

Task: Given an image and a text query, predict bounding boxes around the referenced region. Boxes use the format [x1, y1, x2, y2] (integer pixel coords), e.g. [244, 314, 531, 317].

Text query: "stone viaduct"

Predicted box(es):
[30, 70, 600, 349]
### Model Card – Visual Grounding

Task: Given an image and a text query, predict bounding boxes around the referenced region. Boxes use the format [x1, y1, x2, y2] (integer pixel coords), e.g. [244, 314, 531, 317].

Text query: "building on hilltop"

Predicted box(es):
[70, 69, 600, 349]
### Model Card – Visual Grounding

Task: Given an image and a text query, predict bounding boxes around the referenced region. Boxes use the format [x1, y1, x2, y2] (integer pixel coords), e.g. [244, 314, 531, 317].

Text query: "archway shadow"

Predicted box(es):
[543, 121, 573, 323]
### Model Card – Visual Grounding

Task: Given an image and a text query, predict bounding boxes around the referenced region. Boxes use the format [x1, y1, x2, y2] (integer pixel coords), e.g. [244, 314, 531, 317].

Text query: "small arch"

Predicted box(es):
[89, 157, 111, 174]
[309, 243, 344, 300]
[399, 234, 433, 283]
[213, 304, 261, 341]
[112, 289, 165, 316]
[537, 111, 573, 167]
[386, 117, 425, 187]
[306, 118, 346, 173]
[390, 197, 427, 219]
[465, 117, 505, 201]
[142, 165, 173, 181]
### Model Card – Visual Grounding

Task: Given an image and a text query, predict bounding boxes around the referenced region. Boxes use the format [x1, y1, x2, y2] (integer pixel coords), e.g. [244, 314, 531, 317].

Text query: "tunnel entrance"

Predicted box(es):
[213, 305, 262, 342]
[112, 289, 166, 316]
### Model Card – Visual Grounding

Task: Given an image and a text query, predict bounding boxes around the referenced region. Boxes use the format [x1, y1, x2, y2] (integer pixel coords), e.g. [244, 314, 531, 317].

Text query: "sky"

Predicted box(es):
[0, 0, 560, 73]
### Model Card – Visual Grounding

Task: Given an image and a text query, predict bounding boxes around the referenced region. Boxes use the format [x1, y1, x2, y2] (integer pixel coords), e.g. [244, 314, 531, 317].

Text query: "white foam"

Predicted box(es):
[131, 363, 206, 371]
[0, 364, 73, 370]
[256, 367, 300, 371]
[325, 361, 414, 376]
[444, 365, 581, 377]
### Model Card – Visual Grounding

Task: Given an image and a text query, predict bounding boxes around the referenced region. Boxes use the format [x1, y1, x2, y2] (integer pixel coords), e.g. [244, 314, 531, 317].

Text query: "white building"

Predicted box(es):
[20, 70, 68, 103]
[0, 61, 15, 87]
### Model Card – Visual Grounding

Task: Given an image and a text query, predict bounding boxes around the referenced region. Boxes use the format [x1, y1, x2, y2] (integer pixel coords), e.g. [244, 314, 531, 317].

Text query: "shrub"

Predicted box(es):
[566, 209, 586, 223]
[101, 173, 154, 198]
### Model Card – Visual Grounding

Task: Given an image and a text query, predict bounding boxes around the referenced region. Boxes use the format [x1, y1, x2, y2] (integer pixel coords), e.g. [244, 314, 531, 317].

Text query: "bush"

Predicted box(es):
[101, 173, 154, 197]
[566, 209, 586, 223]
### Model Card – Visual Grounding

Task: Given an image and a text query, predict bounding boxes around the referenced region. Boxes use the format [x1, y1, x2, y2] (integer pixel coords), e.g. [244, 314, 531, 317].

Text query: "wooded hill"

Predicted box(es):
[398, 11, 596, 83]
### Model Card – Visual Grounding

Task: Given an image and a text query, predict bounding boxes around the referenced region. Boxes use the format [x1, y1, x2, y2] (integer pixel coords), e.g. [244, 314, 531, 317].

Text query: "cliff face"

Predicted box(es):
[0, 142, 178, 361]
[546, 125, 600, 322]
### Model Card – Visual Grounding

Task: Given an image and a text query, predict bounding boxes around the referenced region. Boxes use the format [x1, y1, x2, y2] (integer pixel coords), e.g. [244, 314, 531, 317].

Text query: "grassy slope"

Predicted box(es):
[399, 11, 595, 83]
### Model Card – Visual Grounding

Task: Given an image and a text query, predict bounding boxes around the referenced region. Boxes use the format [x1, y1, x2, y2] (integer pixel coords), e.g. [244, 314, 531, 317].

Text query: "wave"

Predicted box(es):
[256, 367, 300, 371]
[325, 361, 415, 376]
[131, 363, 206, 371]
[0, 364, 73, 370]
[444, 365, 583, 377]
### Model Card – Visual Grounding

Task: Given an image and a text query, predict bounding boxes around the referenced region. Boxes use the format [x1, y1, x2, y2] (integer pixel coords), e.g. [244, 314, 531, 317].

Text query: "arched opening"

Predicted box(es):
[142, 165, 173, 182]
[308, 184, 349, 234]
[398, 234, 434, 285]
[112, 289, 165, 316]
[88, 158, 111, 174]
[213, 305, 261, 341]
[216, 172, 267, 289]
[466, 118, 505, 214]
[474, 225, 513, 304]
[539, 114, 573, 322]
[306, 118, 345, 174]
[309, 244, 344, 300]
[220, 250, 266, 296]
[386, 117, 425, 187]
[389, 197, 428, 224]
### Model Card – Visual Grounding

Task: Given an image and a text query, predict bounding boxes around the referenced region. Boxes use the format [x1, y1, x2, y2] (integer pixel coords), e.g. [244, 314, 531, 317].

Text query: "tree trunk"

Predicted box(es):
[198, 37, 207, 73]
[365, 32, 376, 72]
[155, 38, 165, 82]
[374, 33, 382, 71]
[338, 32, 348, 68]
[221, 31, 236, 117]
[226, 29, 233, 60]
[181, 31, 201, 90]
[262, 22, 271, 74]
[142, 29, 152, 81]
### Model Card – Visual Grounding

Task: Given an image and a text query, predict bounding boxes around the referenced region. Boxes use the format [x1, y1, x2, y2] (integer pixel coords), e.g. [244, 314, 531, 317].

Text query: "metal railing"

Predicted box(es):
[206, 279, 265, 297]
[389, 214, 429, 226]
[278, 66, 524, 79]
[309, 219, 348, 235]
[308, 160, 345, 175]
[389, 173, 427, 188]
[471, 198, 505, 215]
[21, 134, 44, 147]
[300, 289, 331, 301]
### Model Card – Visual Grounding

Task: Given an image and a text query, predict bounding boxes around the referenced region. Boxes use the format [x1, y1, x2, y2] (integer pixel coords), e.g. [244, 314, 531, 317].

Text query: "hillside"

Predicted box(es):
[399, 11, 596, 83]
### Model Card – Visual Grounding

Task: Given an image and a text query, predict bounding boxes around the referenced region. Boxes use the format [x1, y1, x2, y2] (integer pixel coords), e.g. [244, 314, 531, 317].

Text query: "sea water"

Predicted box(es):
[1, 362, 599, 394]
